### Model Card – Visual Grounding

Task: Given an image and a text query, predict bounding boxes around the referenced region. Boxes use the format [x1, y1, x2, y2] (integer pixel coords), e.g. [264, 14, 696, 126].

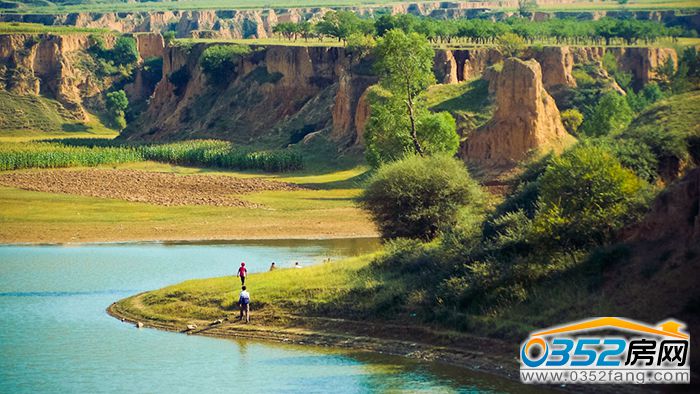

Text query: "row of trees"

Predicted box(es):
[272, 11, 689, 46]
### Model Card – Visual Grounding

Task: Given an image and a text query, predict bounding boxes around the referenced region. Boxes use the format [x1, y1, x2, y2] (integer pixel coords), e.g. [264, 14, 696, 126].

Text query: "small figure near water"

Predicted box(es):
[238, 286, 250, 323]
[237, 262, 247, 285]
[294, 262, 302, 269]
[269, 262, 276, 271]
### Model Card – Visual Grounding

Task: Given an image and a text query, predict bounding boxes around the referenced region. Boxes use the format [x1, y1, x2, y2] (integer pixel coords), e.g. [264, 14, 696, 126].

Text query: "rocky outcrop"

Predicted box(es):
[532, 46, 576, 90]
[433, 50, 459, 84]
[464, 58, 575, 166]
[353, 88, 371, 145]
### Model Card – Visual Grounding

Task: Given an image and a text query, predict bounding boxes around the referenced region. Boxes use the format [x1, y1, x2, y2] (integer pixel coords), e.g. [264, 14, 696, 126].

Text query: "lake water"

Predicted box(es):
[0, 239, 535, 393]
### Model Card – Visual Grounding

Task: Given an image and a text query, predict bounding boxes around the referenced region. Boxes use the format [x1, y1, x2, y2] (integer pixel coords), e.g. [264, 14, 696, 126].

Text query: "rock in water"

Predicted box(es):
[465, 57, 575, 167]
[135, 322, 144, 328]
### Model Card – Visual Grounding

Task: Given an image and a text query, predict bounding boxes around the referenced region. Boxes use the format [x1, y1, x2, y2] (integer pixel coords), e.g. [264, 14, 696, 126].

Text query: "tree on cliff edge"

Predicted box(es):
[365, 29, 459, 167]
[373, 29, 436, 156]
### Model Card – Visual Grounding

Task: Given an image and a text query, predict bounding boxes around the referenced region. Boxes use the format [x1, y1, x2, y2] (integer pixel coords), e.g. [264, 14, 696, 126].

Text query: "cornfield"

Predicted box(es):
[0, 139, 303, 172]
[0, 142, 140, 171]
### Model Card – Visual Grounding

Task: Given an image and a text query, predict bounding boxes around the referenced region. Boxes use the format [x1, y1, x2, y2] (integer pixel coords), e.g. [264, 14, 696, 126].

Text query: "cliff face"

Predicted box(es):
[435, 45, 676, 91]
[0, 33, 112, 119]
[0, 32, 164, 121]
[464, 58, 575, 166]
[132, 32, 165, 60]
[124, 44, 376, 146]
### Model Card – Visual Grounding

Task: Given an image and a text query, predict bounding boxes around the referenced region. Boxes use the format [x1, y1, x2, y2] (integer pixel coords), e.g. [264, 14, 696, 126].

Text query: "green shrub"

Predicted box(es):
[572, 68, 596, 88]
[532, 144, 651, 252]
[581, 91, 633, 137]
[112, 36, 139, 66]
[607, 138, 659, 182]
[106, 90, 128, 130]
[359, 154, 484, 240]
[200, 44, 251, 83]
[496, 32, 525, 58]
[560, 108, 583, 135]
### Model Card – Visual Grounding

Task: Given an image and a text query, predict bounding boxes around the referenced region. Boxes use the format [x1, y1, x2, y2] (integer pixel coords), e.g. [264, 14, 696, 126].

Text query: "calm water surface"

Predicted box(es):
[0, 239, 536, 393]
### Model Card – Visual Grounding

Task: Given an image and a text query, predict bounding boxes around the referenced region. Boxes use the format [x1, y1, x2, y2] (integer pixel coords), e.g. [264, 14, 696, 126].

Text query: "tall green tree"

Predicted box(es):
[373, 29, 436, 156]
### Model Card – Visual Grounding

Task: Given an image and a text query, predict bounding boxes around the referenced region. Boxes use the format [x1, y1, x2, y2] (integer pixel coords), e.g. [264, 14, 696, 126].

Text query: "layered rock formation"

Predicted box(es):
[464, 58, 575, 166]
[124, 43, 376, 146]
[0, 33, 114, 119]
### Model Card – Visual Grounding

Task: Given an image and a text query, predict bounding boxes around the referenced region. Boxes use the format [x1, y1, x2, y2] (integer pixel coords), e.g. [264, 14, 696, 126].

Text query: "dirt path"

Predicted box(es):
[0, 169, 305, 207]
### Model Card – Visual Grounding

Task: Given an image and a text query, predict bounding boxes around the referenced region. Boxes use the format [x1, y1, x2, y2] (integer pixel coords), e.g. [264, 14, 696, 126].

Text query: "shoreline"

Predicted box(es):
[106, 298, 522, 384]
[0, 234, 379, 247]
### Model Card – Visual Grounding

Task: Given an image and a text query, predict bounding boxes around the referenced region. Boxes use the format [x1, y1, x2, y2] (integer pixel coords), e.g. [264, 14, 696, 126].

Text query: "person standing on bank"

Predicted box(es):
[238, 286, 250, 323]
[237, 262, 247, 285]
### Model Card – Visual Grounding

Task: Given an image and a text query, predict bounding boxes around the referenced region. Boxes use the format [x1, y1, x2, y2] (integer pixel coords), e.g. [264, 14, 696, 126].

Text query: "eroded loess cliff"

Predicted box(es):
[464, 57, 575, 167]
[435, 45, 677, 92]
[0, 32, 165, 123]
[0, 33, 112, 120]
[123, 44, 376, 147]
[126, 42, 678, 162]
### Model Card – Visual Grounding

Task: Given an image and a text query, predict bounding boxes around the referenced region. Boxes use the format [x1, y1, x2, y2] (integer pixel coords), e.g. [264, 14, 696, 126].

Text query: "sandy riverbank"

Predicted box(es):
[106, 297, 520, 382]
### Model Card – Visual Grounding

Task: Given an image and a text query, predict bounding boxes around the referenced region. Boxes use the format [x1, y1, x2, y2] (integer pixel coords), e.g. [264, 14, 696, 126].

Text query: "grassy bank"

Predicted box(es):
[109, 253, 523, 379]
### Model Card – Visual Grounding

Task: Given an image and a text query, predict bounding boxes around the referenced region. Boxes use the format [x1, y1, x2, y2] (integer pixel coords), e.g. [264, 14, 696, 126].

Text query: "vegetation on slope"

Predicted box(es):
[0, 92, 100, 133]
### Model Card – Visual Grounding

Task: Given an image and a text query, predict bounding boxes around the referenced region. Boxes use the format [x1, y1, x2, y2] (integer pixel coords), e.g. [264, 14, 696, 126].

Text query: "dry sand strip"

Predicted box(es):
[0, 169, 305, 207]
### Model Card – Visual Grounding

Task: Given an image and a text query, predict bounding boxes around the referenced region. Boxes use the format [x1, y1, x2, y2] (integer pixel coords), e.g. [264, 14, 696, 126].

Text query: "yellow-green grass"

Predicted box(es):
[0, 91, 118, 142]
[0, 162, 376, 243]
[0, 22, 111, 34]
[117, 253, 382, 323]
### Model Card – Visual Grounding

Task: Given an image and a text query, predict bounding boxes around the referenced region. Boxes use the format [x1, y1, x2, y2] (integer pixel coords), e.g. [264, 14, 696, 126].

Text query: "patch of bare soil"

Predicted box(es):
[0, 169, 304, 207]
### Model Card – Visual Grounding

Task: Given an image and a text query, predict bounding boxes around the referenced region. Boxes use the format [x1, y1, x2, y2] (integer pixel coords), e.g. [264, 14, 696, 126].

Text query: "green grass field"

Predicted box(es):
[117, 253, 382, 323]
[0, 22, 109, 34]
[0, 161, 376, 243]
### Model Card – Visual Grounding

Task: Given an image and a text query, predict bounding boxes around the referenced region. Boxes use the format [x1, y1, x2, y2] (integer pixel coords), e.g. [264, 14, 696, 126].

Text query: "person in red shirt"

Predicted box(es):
[237, 262, 247, 285]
